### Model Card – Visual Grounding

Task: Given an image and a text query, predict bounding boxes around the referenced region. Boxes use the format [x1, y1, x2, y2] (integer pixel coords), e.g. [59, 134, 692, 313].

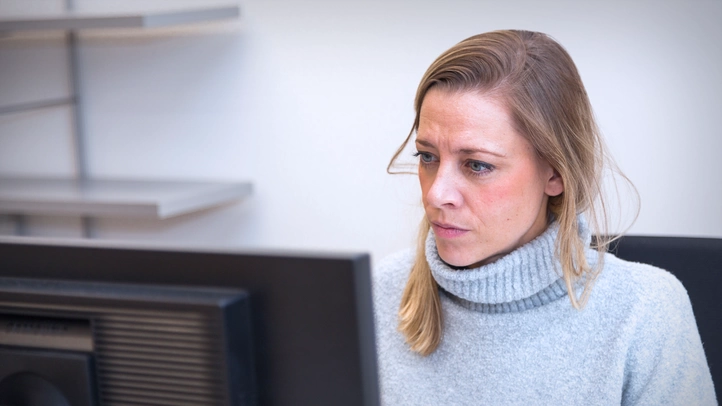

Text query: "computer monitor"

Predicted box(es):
[0, 236, 379, 406]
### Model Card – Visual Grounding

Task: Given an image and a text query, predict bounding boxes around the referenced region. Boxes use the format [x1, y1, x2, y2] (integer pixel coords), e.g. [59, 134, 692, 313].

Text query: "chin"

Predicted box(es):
[437, 246, 484, 269]
[437, 240, 505, 269]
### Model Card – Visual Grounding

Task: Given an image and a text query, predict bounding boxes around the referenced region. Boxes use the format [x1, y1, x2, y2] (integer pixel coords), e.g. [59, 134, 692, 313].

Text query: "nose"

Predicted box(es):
[424, 163, 463, 208]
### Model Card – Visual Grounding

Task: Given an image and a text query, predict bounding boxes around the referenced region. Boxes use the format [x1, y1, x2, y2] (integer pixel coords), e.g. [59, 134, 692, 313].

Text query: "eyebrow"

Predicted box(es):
[415, 139, 507, 158]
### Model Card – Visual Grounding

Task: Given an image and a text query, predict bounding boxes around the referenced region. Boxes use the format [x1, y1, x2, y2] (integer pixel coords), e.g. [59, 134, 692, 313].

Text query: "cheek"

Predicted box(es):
[418, 172, 432, 201]
[470, 174, 541, 219]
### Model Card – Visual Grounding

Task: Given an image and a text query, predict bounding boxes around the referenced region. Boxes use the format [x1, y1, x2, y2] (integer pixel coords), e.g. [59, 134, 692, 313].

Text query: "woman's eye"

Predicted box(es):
[414, 152, 435, 163]
[468, 160, 492, 173]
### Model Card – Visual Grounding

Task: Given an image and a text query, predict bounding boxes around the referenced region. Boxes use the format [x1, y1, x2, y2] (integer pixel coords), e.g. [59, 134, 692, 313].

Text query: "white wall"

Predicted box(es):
[1, 0, 720, 264]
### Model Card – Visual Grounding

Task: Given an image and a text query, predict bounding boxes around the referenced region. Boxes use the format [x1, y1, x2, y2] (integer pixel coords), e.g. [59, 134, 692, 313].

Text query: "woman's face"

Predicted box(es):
[416, 88, 563, 268]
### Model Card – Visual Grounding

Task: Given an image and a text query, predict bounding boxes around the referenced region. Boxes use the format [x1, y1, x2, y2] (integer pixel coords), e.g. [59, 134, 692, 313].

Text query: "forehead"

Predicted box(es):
[416, 88, 526, 152]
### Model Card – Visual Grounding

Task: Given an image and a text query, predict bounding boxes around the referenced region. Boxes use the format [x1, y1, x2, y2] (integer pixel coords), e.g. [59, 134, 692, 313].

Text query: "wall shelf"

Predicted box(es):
[0, 178, 251, 219]
[0, 5, 240, 31]
[0, 5, 247, 236]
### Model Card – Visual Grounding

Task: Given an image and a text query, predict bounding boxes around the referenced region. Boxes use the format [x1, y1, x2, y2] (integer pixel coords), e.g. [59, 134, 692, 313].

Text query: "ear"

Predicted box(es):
[545, 168, 564, 197]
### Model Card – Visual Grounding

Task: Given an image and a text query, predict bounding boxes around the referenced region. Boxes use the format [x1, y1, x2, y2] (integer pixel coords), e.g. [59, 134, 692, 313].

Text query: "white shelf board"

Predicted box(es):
[0, 178, 251, 219]
[0, 5, 239, 31]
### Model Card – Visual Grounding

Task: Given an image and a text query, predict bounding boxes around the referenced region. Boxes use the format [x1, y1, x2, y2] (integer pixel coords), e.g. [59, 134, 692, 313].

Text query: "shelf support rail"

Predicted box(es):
[6, 0, 92, 238]
[65, 0, 94, 238]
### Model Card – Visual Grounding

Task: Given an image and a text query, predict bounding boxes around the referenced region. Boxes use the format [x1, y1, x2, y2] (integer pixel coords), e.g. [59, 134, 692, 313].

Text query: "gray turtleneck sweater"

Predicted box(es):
[372, 222, 716, 405]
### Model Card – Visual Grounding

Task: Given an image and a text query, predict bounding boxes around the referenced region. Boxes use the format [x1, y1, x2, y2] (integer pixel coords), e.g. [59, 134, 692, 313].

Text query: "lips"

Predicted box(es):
[431, 221, 469, 239]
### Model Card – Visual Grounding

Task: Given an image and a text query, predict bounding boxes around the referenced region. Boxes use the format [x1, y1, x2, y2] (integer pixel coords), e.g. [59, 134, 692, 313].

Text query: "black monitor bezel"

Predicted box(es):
[0, 237, 379, 406]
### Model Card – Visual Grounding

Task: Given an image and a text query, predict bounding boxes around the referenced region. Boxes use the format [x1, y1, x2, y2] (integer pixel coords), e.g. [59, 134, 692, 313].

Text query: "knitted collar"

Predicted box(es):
[426, 219, 591, 313]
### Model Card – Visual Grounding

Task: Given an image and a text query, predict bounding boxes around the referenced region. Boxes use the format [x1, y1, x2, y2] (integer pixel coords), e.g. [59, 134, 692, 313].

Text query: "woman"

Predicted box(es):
[374, 30, 716, 405]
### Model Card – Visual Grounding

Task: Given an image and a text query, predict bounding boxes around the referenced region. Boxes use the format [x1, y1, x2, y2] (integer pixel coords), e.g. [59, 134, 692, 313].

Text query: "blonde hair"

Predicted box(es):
[389, 30, 636, 356]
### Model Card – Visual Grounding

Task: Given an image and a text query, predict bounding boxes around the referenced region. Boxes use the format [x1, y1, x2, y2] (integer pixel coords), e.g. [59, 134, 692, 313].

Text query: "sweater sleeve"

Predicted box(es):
[621, 267, 717, 406]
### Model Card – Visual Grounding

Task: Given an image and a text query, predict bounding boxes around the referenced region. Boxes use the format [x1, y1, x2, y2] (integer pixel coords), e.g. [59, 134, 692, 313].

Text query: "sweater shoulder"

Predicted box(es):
[596, 255, 715, 405]
[591, 252, 694, 338]
[598, 253, 689, 307]
[371, 249, 414, 318]
[372, 248, 415, 290]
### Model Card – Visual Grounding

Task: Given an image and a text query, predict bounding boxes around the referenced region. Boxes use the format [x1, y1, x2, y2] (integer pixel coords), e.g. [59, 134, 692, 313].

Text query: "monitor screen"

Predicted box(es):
[0, 237, 379, 406]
